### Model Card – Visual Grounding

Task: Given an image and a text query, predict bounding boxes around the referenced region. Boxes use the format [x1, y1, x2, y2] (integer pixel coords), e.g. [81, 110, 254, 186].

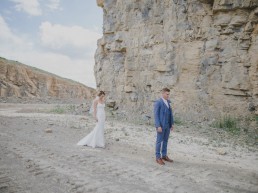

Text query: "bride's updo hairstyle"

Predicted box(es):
[98, 91, 105, 97]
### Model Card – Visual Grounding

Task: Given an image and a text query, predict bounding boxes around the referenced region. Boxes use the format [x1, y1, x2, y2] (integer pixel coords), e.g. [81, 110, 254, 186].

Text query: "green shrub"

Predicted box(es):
[212, 115, 240, 134]
[67, 105, 76, 112]
[50, 105, 65, 114]
[174, 117, 183, 125]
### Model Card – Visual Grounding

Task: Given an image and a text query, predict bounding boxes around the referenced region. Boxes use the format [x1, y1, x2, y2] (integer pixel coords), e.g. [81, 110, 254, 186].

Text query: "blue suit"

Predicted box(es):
[154, 98, 174, 159]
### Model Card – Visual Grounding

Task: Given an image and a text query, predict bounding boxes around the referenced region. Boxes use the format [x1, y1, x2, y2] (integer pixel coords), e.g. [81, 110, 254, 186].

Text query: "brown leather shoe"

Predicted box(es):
[162, 156, 174, 163]
[156, 158, 165, 165]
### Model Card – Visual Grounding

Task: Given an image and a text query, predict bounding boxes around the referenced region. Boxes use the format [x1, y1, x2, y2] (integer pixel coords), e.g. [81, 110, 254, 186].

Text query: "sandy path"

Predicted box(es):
[0, 104, 257, 193]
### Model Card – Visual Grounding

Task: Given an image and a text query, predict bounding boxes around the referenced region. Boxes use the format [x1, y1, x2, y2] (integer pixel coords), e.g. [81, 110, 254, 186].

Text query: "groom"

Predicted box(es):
[154, 88, 174, 165]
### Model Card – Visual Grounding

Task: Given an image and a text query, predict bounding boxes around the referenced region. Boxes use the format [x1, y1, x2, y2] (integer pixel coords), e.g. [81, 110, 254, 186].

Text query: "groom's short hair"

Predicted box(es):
[162, 88, 170, 93]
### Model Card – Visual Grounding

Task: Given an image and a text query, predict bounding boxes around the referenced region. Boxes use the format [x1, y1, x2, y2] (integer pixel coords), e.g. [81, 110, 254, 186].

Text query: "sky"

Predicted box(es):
[0, 0, 103, 88]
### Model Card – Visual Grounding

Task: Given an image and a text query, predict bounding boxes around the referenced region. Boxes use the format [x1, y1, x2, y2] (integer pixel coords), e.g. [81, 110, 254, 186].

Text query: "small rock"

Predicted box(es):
[217, 148, 227, 155]
[248, 102, 256, 112]
[115, 138, 119, 141]
[203, 141, 209, 146]
[45, 128, 53, 133]
[106, 100, 116, 108]
[71, 126, 79, 129]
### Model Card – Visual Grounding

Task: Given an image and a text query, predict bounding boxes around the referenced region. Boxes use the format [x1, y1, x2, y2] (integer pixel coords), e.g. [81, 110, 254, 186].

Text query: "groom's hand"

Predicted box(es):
[157, 127, 162, 133]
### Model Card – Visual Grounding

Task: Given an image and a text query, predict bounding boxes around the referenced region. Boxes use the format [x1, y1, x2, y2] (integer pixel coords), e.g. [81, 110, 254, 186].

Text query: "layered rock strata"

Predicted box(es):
[95, 0, 258, 121]
[0, 57, 95, 101]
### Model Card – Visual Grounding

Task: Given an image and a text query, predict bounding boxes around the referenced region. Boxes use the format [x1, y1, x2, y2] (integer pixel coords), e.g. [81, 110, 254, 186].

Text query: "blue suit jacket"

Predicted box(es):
[154, 98, 174, 129]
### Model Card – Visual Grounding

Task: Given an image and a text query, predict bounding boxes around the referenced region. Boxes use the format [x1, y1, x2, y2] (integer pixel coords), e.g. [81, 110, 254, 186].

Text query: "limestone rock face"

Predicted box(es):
[95, 0, 258, 121]
[0, 58, 95, 100]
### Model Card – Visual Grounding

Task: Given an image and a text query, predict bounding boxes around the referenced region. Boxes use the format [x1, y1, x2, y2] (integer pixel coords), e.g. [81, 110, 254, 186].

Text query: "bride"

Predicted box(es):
[77, 91, 106, 148]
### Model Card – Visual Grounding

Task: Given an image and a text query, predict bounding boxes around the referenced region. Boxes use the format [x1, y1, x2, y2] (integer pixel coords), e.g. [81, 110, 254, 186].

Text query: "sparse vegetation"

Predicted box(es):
[50, 105, 66, 114]
[174, 117, 184, 125]
[211, 115, 240, 134]
[67, 104, 76, 112]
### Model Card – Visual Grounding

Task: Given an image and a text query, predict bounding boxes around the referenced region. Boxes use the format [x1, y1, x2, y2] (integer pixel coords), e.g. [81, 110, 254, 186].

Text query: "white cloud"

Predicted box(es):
[39, 21, 101, 50]
[0, 15, 20, 43]
[10, 0, 42, 16]
[0, 16, 98, 88]
[47, 0, 62, 10]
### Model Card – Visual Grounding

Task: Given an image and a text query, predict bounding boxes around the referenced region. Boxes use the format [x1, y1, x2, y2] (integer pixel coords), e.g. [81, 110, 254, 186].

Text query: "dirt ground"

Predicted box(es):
[0, 103, 257, 193]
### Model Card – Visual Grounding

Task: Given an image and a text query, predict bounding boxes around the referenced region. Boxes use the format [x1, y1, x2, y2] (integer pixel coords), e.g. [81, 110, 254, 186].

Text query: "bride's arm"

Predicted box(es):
[93, 100, 98, 121]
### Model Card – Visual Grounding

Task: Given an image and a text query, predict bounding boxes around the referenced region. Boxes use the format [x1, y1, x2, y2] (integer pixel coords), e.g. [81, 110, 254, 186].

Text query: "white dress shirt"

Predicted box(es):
[161, 97, 169, 108]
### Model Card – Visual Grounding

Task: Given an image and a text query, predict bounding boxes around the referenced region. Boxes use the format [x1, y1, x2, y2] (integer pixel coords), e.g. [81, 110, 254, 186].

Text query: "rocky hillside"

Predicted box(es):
[0, 57, 95, 101]
[95, 0, 258, 122]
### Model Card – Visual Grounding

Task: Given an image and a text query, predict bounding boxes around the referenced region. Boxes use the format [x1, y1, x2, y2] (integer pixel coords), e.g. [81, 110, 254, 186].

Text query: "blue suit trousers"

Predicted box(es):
[155, 124, 171, 159]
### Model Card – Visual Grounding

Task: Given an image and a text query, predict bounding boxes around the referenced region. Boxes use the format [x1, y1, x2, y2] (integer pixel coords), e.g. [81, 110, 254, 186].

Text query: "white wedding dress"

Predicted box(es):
[77, 102, 105, 148]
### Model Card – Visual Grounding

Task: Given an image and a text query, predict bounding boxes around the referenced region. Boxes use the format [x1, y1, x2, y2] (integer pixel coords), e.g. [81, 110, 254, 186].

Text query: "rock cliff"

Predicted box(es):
[95, 0, 258, 121]
[0, 57, 95, 101]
